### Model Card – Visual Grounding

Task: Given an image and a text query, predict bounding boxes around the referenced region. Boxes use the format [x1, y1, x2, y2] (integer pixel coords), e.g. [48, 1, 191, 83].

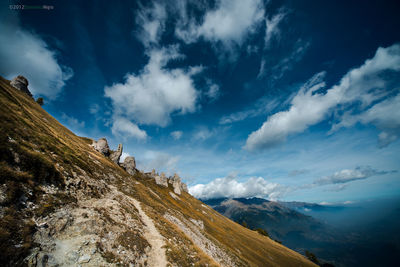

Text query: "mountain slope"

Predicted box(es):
[203, 198, 330, 242]
[0, 76, 316, 267]
[203, 198, 341, 262]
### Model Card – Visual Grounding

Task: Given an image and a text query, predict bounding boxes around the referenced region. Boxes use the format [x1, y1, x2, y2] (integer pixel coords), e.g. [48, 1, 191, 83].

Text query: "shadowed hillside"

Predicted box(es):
[0, 75, 316, 267]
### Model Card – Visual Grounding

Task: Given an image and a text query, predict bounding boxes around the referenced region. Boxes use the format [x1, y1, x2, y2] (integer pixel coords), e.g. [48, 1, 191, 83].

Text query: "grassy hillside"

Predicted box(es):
[0, 76, 316, 267]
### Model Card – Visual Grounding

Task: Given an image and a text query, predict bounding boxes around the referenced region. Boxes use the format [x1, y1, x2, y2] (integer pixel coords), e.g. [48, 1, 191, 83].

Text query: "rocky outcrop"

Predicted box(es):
[122, 156, 136, 175]
[181, 183, 188, 193]
[10, 75, 32, 97]
[110, 144, 123, 164]
[154, 172, 168, 187]
[90, 138, 189, 193]
[92, 138, 110, 156]
[170, 173, 182, 195]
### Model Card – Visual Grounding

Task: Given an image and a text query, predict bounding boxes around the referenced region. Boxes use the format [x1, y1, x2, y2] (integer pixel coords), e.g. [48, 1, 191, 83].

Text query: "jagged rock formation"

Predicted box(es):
[10, 75, 32, 97]
[122, 156, 136, 175]
[181, 183, 188, 193]
[110, 143, 123, 164]
[92, 138, 110, 156]
[154, 172, 168, 187]
[169, 173, 187, 195]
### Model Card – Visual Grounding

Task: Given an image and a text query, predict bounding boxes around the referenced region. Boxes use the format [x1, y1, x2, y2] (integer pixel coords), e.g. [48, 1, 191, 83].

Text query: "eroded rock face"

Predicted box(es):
[110, 144, 123, 164]
[155, 172, 168, 187]
[92, 138, 110, 156]
[10, 75, 32, 97]
[123, 156, 136, 175]
[171, 173, 182, 195]
[181, 183, 188, 193]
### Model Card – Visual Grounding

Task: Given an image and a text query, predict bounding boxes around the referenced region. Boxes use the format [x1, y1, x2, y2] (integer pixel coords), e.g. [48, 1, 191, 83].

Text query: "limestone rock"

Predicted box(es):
[78, 254, 91, 263]
[181, 183, 188, 193]
[10, 75, 32, 97]
[92, 138, 110, 156]
[123, 156, 136, 175]
[171, 173, 182, 195]
[110, 144, 123, 164]
[155, 172, 168, 187]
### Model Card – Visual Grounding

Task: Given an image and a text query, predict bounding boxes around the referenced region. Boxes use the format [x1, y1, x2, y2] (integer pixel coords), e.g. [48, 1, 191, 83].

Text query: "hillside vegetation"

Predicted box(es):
[0, 75, 316, 267]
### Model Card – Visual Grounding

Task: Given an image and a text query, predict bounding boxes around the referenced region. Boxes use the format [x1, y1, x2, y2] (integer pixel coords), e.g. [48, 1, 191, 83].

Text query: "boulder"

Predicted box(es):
[110, 144, 123, 164]
[155, 172, 168, 187]
[122, 156, 136, 175]
[10, 75, 32, 97]
[92, 138, 110, 156]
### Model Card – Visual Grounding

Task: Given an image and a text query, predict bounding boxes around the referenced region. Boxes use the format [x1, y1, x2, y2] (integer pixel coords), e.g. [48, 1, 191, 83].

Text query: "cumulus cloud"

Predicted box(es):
[246, 44, 400, 151]
[175, 0, 264, 47]
[135, 1, 167, 47]
[189, 173, 289, 200]
[171, 130, 183, 140]
[105, 45, 200, 129]
[189, 166, 395, 200]
[0, 14, 73, 99]
[111, 117, 147, 140]
[314, 166, 395, 186]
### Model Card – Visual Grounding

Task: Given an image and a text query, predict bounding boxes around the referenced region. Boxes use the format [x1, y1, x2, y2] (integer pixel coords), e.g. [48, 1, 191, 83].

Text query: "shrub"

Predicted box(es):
[305, 250, 320, 265]
[255, 228, 269, 237]
[36, 97, 44, 106]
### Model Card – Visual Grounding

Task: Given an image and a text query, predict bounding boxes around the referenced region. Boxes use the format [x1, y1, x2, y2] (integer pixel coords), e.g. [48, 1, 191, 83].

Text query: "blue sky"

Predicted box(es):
[1, 0, 400, 203]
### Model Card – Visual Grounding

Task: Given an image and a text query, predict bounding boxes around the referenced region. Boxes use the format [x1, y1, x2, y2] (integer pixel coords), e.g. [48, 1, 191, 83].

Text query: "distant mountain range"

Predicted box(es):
[203, 197, 400, 267]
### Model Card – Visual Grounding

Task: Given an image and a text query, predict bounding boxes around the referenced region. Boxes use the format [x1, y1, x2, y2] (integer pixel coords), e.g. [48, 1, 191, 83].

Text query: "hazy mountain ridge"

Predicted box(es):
[203, 197, 400, 267]
[0, 76, 316, 266]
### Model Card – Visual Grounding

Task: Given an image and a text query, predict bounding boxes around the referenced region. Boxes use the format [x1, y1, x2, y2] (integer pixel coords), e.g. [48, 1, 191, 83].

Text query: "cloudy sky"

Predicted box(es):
[1, 0, 399, 203]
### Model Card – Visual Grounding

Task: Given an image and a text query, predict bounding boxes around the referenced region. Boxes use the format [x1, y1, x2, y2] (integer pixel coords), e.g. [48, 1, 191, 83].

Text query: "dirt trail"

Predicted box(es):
[131, 199, 167, 267]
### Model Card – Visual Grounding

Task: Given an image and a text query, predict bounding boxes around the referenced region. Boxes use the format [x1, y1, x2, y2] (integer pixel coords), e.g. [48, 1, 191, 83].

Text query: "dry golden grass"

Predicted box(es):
[0, 76, 317, 266]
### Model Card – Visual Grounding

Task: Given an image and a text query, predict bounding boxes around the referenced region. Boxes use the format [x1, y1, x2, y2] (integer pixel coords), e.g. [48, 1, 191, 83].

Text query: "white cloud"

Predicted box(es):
[175, 0, 264, 46]
[135, 1, 167, 47]
[246, 44, 400, 151]
[0, 15, 73, 99]
[61, 113, 85, 129]
[314, 166, 394, 186]
[111, 117, 147, 140]
[120, 152, 130, 163]
[258, 39, 309, 79]
[264, 11, 285, 48]
[219, 97, 279, 124]
[105, 45, 199, 127]
[192, 127, 213, 141]
[189, 173, 289, 200]
[171, 130, 183, 140]
[205, 80, 220, 101]
[332, 93, 400, 147]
